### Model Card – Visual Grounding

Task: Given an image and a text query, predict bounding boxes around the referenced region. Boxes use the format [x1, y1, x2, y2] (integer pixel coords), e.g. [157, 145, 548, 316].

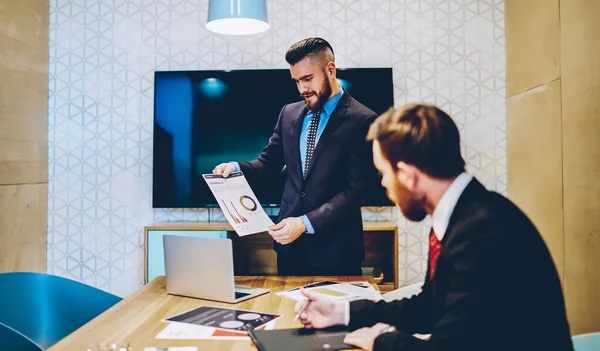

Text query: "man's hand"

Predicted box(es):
[295, 288, 346, 329]
[268, 217, 306, 245]
[343, 323, 392, 351]
[212, 162, 235, 177]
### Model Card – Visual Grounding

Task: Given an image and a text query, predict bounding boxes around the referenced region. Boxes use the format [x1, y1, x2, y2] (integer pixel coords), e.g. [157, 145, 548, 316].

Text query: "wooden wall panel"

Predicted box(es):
[0, 0, 49, 185]
[507, 79, 563, 280]
[0, 0, 49, 273]
[560, 0, 600, 335]
[505, 0, 560, 96]
[0, 183, 47, 272]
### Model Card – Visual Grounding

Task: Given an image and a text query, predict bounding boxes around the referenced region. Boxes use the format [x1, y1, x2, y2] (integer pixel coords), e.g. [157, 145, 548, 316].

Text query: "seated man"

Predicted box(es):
[295, 104, 574, 351]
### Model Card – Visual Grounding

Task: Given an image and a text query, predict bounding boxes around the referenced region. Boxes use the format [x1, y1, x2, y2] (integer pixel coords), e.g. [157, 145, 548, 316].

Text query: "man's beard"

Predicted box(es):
[395, 180, 427, 222]
[303, 78, 332, 110]
[399, 200, 427, 222]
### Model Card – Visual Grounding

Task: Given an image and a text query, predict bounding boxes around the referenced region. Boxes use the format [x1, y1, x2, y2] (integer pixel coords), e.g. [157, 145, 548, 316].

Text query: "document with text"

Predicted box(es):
[203, 172, 274, 236]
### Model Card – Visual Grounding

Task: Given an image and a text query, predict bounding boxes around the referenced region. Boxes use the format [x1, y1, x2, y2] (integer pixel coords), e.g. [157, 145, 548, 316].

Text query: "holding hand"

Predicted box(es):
[268, 217, 306, 245]
[212, 162, 235, 177]
[294, 288, 346, 329]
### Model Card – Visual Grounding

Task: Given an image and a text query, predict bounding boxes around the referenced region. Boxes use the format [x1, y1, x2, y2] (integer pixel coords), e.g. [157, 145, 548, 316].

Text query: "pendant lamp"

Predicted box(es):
[206, 0, 270, 35]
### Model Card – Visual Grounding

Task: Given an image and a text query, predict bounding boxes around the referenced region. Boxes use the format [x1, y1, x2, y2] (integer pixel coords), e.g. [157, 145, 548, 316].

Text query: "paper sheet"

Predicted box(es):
[163, 305, 281, 332]
[156, 320, 277, 340]
[276, 280, 383, 302]
[203, 172, 274, 236]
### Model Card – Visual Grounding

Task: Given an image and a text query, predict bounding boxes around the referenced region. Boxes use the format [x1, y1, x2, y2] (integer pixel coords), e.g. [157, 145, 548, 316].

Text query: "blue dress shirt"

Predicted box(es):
[234, 87, 345, 234]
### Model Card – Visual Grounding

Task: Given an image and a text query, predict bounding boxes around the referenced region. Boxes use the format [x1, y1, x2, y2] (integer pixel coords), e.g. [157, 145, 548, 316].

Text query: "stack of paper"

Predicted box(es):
[276, 280, 383, 302]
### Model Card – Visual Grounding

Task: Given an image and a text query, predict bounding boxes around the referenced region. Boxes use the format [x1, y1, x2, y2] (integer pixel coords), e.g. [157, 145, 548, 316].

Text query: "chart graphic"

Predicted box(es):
[239, 195, 258, 211]
[230, 202, 248, 223]
[203, 172, 274, 236]
[222, 200, 240, 223]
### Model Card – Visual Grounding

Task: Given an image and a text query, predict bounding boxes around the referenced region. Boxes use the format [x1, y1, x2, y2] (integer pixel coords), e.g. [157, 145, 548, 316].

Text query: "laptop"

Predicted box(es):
[163, 235, 270, 303]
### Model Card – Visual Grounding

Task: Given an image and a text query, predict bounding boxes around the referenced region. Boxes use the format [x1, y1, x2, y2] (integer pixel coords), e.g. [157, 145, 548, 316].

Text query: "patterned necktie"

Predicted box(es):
[304, 109, 323, 177]
[429, 227, 442, 280]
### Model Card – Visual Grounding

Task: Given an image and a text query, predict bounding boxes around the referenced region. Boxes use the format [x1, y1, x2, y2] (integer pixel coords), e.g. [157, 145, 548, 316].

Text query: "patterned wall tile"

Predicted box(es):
[48, 0, 505, 296]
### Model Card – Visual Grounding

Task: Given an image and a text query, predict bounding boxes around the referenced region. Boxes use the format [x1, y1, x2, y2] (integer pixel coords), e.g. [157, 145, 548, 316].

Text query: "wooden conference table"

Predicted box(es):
[48, 276, 376, 351]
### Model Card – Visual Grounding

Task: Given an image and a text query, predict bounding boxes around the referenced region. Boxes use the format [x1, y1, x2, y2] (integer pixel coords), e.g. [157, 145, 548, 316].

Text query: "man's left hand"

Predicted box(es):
[268, 217, 306, 245]
[343, 323, 392, 351]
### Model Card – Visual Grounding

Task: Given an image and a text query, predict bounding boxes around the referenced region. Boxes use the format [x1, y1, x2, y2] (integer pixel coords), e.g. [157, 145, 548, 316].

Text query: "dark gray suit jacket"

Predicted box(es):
[239, 92, 377, 266]
[349, 179, 574, 351]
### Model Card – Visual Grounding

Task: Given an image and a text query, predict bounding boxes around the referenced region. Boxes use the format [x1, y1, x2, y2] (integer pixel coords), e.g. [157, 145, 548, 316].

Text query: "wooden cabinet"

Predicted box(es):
[144, 221, 398, 290]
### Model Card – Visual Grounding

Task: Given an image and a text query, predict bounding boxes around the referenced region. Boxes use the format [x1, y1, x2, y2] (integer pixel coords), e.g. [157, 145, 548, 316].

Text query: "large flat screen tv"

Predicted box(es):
[153, 68, 394, 208]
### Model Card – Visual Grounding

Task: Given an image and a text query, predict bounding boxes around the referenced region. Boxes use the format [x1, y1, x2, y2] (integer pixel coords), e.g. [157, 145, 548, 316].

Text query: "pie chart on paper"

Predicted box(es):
[239, 195, 258, 211]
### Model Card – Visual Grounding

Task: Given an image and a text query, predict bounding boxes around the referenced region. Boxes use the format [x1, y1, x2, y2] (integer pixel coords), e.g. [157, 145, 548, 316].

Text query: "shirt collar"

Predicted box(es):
[321, 85, 344, 116]
[431, 172, 473, 241]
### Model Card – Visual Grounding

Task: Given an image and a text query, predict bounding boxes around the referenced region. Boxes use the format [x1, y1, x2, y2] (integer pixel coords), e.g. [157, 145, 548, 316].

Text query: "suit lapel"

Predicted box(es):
[291, 105, 308, 182]
[444, 178, 487, 244]
[303, 92, 352, 180]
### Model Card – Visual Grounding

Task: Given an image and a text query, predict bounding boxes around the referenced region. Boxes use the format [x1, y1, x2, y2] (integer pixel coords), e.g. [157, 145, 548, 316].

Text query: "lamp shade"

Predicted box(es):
[207, 0, 270, 35]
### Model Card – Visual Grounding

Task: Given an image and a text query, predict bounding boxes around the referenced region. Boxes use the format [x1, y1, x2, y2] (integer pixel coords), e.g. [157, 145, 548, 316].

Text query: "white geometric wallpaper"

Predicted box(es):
[48, 0, 505, 297]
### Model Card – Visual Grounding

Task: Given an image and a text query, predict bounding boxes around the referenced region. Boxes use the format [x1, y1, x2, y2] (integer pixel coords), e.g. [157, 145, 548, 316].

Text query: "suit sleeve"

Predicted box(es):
[361, 220, 510, 351]
[304, 114, 377, 231]
[237, 106, 286, 183]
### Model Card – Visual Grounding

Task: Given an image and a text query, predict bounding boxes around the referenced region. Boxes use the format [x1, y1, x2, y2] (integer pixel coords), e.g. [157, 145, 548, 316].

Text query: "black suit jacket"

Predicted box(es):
[238, 92, 377, 266]
[349, 178, 573, 351]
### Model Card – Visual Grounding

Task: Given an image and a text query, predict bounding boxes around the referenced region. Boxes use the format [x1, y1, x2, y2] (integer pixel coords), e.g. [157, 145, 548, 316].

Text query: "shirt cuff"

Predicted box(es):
[300, 215, 315, 234]
[344, 301, 350, 326]
[230, 161, 240, 172]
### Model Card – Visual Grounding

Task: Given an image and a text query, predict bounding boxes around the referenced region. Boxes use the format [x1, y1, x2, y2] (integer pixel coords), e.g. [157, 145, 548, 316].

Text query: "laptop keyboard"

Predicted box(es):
[235, 291, 251, 299]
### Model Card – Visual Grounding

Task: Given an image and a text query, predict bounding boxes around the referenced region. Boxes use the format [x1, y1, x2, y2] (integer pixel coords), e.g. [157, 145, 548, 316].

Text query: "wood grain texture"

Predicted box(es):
[506, 80, 564, 280]
[0, 0, 48, 273]
[505, 0, 560, 97]
[48, 276, 375, 351]
[560, 0, 600, 335]
[0, 183, 47, 272]
[0, 0, 49, 185]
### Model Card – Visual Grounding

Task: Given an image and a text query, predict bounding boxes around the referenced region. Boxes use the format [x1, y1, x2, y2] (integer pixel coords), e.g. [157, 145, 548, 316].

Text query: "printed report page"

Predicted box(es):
[203, 172, 274, 236]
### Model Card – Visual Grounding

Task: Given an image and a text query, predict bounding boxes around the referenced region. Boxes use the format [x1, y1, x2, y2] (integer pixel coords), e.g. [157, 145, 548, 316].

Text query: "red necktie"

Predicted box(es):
[429, 228, 442, 280]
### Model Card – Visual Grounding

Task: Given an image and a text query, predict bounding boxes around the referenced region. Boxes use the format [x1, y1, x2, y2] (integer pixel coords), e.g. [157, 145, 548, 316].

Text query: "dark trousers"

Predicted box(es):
[277, 253, 363, 276]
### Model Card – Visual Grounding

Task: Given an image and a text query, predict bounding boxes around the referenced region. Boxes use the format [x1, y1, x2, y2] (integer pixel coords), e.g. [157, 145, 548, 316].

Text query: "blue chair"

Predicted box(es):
[572, 332, 600, 351]
[0, 272, 122, 350]
[0, 322, 42, 351]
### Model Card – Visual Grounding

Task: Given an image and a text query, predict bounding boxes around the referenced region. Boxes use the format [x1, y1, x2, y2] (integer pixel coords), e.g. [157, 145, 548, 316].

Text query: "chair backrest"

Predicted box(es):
[572, 332, 600, 351]
[0, 272, 122, 350]
[0, 322, 43, 351]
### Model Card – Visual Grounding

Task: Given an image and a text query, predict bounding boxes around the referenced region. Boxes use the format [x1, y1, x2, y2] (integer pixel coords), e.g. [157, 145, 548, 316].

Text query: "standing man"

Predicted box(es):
[295, 104, 573, 351]
[213, 38, 378, 276]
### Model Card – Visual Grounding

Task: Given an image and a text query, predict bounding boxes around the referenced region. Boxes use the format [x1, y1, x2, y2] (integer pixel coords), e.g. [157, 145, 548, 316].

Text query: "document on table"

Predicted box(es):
[163, 305, 281, 333]
[203, 172, 274, 236]
[276, 280, 383, 302]
[155, 319, 277, 341]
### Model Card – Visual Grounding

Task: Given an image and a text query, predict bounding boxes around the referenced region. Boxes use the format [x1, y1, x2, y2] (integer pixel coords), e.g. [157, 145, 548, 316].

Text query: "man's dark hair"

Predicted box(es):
[285, 37, 335, 65]
[367, 104, 466, 179]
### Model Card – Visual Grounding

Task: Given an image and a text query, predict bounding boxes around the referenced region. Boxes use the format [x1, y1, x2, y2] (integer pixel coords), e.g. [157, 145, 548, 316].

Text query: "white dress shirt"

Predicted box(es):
[430, 172, 473, 241]
[343, 172, 473, 325]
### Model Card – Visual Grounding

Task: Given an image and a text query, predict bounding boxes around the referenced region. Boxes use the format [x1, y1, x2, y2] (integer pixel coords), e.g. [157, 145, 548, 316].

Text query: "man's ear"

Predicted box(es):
[327, 61, 336, 77]
[396, 161, 416, 191]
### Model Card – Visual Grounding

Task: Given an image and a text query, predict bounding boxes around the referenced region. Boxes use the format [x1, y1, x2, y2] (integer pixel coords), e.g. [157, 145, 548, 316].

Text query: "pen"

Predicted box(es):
[293, 300, 310, 322]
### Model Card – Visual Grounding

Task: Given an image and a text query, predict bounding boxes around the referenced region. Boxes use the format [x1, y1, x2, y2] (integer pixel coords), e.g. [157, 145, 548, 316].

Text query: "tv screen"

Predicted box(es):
[153, 68, 394, 208]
